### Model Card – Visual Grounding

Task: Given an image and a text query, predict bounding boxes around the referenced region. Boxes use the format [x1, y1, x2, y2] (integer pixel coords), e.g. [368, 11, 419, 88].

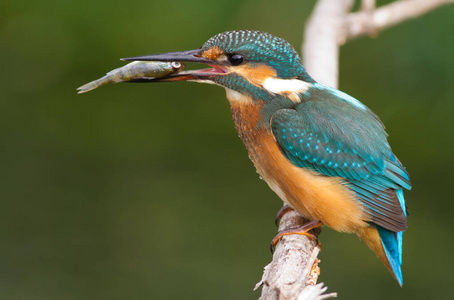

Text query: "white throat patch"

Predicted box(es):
[262, 78, 312, 103]
[225, 88, 253, 105]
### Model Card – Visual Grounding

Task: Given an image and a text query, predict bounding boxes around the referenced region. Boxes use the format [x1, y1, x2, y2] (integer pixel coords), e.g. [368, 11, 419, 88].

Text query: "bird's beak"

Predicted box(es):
[121, 49, 228, 82]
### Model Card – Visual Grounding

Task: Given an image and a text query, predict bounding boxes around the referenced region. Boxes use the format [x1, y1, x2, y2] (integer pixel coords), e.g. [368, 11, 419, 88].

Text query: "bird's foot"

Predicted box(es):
[275, 205, 294, 226]
[270, 219, 323, 253]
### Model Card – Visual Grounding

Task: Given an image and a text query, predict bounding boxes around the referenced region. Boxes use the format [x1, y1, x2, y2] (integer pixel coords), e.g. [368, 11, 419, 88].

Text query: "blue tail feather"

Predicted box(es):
[396, 189, 406, 265]
[377, 188, 406, 286]
[377, 226, 404, 286]
[396, 188, 407, 217]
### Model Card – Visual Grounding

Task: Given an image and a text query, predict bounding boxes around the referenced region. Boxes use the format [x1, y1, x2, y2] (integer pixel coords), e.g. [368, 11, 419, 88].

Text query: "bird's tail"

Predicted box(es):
[357, 188, 406, 286]
[357, 225, 404, 286]
[377, 226, 404, 286]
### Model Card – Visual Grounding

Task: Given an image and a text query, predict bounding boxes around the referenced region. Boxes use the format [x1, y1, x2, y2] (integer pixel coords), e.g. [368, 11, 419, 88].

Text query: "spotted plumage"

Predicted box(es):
[123, 30, 411, 286]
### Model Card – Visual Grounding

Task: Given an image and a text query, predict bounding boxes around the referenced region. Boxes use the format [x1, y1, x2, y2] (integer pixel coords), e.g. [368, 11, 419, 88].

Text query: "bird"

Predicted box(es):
[122, 30, 411, 286]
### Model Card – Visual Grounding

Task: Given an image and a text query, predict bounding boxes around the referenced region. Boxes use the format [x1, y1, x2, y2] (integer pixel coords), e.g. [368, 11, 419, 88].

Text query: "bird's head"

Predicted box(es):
[123, 30, 315, 102]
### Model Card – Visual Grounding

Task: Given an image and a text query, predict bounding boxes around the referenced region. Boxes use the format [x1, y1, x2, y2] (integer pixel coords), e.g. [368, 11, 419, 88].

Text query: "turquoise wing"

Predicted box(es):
[270, 89, 411, 232]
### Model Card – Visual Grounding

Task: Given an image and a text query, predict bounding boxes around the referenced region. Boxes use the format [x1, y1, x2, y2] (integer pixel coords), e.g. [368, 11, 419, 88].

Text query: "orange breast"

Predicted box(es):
[228, 98, 369, 233]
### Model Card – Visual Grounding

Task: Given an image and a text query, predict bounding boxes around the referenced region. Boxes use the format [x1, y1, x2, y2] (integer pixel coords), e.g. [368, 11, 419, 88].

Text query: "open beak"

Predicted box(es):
[121, 49, 228, 82]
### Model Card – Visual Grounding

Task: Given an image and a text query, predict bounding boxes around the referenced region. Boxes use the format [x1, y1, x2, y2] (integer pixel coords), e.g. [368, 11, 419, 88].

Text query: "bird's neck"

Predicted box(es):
[225, 88, 269, 146]
[226, 88, 262, 131]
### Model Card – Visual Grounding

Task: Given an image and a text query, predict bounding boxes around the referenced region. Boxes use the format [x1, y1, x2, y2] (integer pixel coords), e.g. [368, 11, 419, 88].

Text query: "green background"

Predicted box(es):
[1, 0, 453, 299]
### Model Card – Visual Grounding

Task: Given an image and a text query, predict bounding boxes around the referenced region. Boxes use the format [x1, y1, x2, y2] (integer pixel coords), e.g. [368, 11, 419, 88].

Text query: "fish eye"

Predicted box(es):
[171, 62, 182, 69]
[228, 54, 244, 66]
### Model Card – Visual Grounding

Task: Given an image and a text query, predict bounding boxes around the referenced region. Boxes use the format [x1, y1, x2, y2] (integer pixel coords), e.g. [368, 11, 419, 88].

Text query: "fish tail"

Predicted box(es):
[77, 75, 111, 94]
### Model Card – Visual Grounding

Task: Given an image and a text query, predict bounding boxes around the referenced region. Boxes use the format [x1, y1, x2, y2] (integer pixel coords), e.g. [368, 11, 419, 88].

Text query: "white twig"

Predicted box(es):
[361, 0, 376, 13]
[255, 210, 334, 300]
[344, 0, 453, 42]
[297, 284, 337, 300]
[303, 0, 354, 88]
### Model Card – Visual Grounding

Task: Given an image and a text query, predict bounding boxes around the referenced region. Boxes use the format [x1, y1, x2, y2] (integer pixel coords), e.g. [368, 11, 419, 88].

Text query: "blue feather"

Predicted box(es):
[376, 189, 406, 286]
[271, 91, 410, 231]
[269, 83, 411, 285]
[396, 188, 407, 217]
[396, 189, 406, 265]
[377, 226, 404, 286]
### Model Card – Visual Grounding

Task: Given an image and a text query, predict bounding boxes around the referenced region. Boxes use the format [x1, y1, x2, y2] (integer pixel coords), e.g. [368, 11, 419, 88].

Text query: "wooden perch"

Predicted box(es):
[257, 0, 452, 299]
[344, 0, 454, 42]
[303, 0, 355, 88]
[254, 210, 335, 300]
[302, 0, 452, 89]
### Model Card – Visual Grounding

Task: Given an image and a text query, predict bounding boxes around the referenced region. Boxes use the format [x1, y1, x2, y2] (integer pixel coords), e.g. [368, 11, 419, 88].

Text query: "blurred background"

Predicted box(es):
[1, 0, 453, 299]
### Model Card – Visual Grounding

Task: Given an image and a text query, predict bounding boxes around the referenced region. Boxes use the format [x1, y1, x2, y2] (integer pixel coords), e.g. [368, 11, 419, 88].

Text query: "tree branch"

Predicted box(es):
[257, 0, 453, 299]
[344, 0, 453, 42]
[303, 0, 355, 88]
[255, 210, 334, 300]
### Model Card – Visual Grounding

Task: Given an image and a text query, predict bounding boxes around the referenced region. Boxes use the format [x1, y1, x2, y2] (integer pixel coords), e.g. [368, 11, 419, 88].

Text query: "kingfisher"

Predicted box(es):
[123, 30, 411, 285]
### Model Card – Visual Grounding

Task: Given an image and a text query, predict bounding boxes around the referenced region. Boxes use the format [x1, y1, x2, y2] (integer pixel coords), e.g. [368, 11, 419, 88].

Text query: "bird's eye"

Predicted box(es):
[228, 54, 244, 66]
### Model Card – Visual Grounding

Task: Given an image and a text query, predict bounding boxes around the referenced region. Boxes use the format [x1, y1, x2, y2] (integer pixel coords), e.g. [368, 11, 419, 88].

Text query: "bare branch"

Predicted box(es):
[303, 0, 355, 88]
[255, 210, 335, 300]
[359, 0, 378, 37]
[361, 0, 376, 12]
[344, 0, 454, 42]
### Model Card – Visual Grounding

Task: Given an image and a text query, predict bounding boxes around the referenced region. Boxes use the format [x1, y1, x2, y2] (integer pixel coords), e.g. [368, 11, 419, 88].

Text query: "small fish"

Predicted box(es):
[77, 61, 185, 94]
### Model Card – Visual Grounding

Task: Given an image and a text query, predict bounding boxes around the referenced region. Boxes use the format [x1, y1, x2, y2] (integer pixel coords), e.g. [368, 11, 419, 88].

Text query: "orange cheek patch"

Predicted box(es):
[201, 46, 224, 60]
[230, 64, 277, 87]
